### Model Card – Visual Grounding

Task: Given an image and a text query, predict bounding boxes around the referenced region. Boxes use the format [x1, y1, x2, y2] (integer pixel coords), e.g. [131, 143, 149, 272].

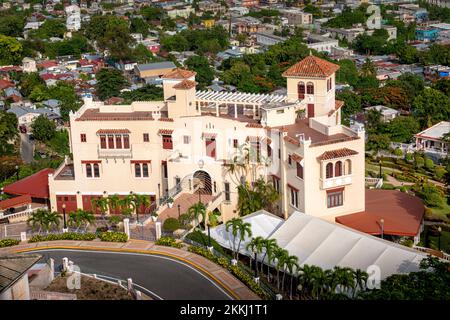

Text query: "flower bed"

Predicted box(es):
[188, 246, 270, 299]
[28, 232, 97, 243]
[98, 231, 128, 242]
[0, 238, 20, 248]
[155, 236, 182, 248]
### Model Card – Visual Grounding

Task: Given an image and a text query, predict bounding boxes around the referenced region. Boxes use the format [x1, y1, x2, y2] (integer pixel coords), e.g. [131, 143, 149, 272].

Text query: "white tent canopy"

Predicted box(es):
[208, 211, 427, 280]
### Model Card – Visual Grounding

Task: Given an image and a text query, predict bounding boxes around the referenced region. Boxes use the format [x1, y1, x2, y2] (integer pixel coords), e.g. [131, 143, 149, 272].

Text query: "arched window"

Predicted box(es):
[306, 82, 314, 94]
[345, 159, 352, 175]
[93, 163, 100, 177]
[326, 162, 333, 179]
[335, 161, 342, 177]
[298, 82, 305, 99]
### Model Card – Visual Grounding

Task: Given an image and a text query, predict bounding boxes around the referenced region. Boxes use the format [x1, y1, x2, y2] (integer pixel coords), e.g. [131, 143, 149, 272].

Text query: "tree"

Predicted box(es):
[68, 209, 95, 232]
[432, 79, 450, 97]
[412, 88, 450, 128]
[131, 44, 154, 64]
[31, 115, 56, 142]
[382, 116, 420, 143]
[246, 236, 265, 273]
[95, 68, 128, 101]
[335, 60, 359, 86]
[0, 111, 18, 156]
[0, 35, 23, 65]
[19, 72, 46, 97]
[260, 238, 278, 277]
[367, 133, 391, 154]
[31, 19, 66, 39]
[284, 255, 299, 299]
[91, 197, 109, 220]
[187, 202, 207, 229]
[120, 85, 163, 103]
[418, 183, 445, 208]
[130, 17, 150, 37]
[336, 91, 361, 123]
[185, 55, 215, 89]
[396, 45, 419, 64]
[27, 209, 61, 234]
[225, 218, 252, 261]
[360, 58, 377, 78]
[0, 14, 26, 37]
[274, 247, 289, 290]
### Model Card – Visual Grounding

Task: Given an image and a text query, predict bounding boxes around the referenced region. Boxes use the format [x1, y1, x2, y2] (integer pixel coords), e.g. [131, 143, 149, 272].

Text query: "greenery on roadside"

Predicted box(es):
[162, 218, 180, 232]
[28, 232, 96, 243]
[155, 236, 182, 248]
[98, 231, 128, 243]
[185, 230, 226, 255]
[0, 239, 20, 248]
[188, 245, 270, 299]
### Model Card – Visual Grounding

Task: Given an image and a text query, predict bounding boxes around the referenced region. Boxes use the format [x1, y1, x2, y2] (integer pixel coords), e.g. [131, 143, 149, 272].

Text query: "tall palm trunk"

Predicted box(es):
[290, 276, 293, 300]
[282, 268, 287, 292]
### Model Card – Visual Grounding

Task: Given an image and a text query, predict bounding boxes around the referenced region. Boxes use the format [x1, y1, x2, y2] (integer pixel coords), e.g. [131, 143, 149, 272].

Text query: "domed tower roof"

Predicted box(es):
[282, 55, 340, 78]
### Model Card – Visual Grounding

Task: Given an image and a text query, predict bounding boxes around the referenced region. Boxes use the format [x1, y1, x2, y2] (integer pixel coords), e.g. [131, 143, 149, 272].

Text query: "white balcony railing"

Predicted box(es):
[98, 146, 133, 158]
[320, 174, 352, 189]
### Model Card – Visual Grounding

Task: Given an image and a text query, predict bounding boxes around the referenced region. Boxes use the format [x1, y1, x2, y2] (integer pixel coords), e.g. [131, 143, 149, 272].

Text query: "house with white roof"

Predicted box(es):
[414, 121, 450, 158]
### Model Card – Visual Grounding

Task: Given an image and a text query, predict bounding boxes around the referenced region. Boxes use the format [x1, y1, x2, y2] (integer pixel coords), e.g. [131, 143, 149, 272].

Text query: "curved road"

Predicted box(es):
[29, 249, 233, 300]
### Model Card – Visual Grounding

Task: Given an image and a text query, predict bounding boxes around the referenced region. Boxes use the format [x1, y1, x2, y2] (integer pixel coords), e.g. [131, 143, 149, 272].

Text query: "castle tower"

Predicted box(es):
[282, 54, 340, 120]
[161, 68, 196, 101]
[162, 68, 198, 118]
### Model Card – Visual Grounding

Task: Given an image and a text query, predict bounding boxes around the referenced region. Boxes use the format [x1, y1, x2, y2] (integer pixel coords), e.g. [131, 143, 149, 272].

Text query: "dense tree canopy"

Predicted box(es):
[0, 14, 26, 37]
[31, 115, 56, 142]
[0, 111, 18, 156]
[185, 55, 215, 89]
[120, 85, 163, 103]
[324, 5, 369, 28]
[95, 68, 129, 100]
[0, 35, 23, 65]
[412, 88, 450, 128]
[30, 19, 66, 39]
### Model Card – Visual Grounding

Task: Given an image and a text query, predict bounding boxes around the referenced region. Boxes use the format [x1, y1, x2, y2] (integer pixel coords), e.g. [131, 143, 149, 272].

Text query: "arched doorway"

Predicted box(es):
[193, 170, 212, 195]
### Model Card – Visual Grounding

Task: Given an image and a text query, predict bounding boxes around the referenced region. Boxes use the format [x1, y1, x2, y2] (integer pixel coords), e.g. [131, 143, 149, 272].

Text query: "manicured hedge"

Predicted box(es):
[0, 239, 20, 248]
[185, 230, 226, 255]
[163, 218, 180, 232]
[188, 246, 270, 299]
[98, 231, 128, 242]
[28, 232, 97, 243]
[155, 236, 182, 248]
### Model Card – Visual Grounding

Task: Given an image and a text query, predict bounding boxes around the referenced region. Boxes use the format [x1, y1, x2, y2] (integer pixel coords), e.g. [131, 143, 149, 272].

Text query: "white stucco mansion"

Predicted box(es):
[48, 55, 366, 222]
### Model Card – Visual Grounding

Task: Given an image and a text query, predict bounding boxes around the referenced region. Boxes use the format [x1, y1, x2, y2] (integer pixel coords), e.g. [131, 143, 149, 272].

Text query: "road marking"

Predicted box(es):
[21, 247, 236, 300]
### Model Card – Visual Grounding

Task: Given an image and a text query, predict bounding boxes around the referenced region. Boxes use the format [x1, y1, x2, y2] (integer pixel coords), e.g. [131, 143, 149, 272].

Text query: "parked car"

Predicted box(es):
[19, 125, 27, 133]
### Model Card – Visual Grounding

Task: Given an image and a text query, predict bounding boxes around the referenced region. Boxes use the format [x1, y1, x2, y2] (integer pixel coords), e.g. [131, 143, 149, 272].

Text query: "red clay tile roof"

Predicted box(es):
[0, 194, 32, 210]
[158, 129, 174, 135]
[3, 168, 54, 199]
[317, 148, 358, 160]
[0, 79, 14, 90]
[163, 68, 196, 79]
[282, 55, 340, 78]
[173, 79, 197, 89]
[246, 123, 264, 128]
[336, 190, 425, 237]
[283, 135, 300, 146]
[96, 129, 131, 134]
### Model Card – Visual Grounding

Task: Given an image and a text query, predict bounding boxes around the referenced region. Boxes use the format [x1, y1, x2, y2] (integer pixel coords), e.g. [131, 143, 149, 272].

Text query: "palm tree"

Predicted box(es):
[119, 195, 135, 217]
[246, 236, 264, 272]
[265, 241, 279, 282]
[68, 209, 95, 232]
[28, 209, 61, 234]
[187, 202, 206, 230]
[107, 194, 121, 215]
[91, 197, 109, 218]
[274, 247, 288, 290]
[352, 269, 368, 298]
[260, 238, 277, 274]
[235, 220, 252, 262]
[283, 255, 299, 299]
[27, 209, 48, 233]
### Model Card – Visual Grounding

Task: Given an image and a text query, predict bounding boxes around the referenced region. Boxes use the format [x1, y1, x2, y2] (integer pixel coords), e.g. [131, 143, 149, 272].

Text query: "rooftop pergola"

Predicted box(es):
[195, 90, 286, 118]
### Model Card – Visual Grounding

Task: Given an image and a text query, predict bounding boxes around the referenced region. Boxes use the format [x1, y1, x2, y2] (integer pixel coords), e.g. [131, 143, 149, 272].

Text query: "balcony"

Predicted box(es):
[320, 174, 352, 190]
[98, 146, 133, 159]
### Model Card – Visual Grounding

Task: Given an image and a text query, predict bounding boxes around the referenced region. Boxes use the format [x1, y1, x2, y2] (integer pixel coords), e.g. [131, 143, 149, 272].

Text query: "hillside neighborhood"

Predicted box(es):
[0, 0, 449, 303]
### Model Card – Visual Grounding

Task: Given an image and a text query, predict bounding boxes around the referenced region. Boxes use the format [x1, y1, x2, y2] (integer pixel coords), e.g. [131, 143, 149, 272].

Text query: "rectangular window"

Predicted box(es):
[224, 182, 231, 201]
[123, 135, 130, 149]
[162, 135, 173, 150]
[93, 164, 100, 178]
[233, 139, 238, 148]
[143, 133, 149, 142]
[135, 163, 141, 177]
[296, 162, 303, 179]
[183, 135, 190, 144]
[100, 135, 107, 149]
[272, 176, 280, 193]
[86, 164, 92, 177]
[80, 134, 86, 142]
[267, 145, 272, 158]
[142, 163, 149, 177]
[327, 190, 343, 208]
[162, 162, 168, 178]
[290, 187, 298, 208]
[107, 135, 114, 149]
[115, 135, 122, 149]
[288, 154, 292, 165]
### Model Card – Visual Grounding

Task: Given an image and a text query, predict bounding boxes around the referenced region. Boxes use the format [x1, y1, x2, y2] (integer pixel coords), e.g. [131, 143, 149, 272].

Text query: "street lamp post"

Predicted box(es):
[177, 204, 181, 219]
[438, 226, 442, 251]
[62, 203, 68, 232]
[380, 218, 384, 239]
[15, 165, 19, 181]
[207, 224, 211, 248]
[157, 183, 161, 203]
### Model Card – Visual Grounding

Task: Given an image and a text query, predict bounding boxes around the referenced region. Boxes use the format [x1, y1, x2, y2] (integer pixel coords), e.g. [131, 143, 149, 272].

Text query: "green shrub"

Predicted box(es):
[185, 230, 226, 255]
[419, 184, 445, 208]
[381, 183, 395, 190]
[393, 148, 403, 157]
[156, 236, 182, 248]
[434, 166, 446, 180]
[178, 213, 192, 228]
[405, 153, 414, 162]
[425, 158, 435, 170]
[400, 238, 413, 247]
[415, 156, 424, 168]
[163, 217, 180, 232]
[28, 232, 96, 243]
[98, 231, 128, 242]
[0, 238, 20, 248]
[400, 186, 408, 193]
[187, 246, 271, 299]
[96, 226, 108, 233]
